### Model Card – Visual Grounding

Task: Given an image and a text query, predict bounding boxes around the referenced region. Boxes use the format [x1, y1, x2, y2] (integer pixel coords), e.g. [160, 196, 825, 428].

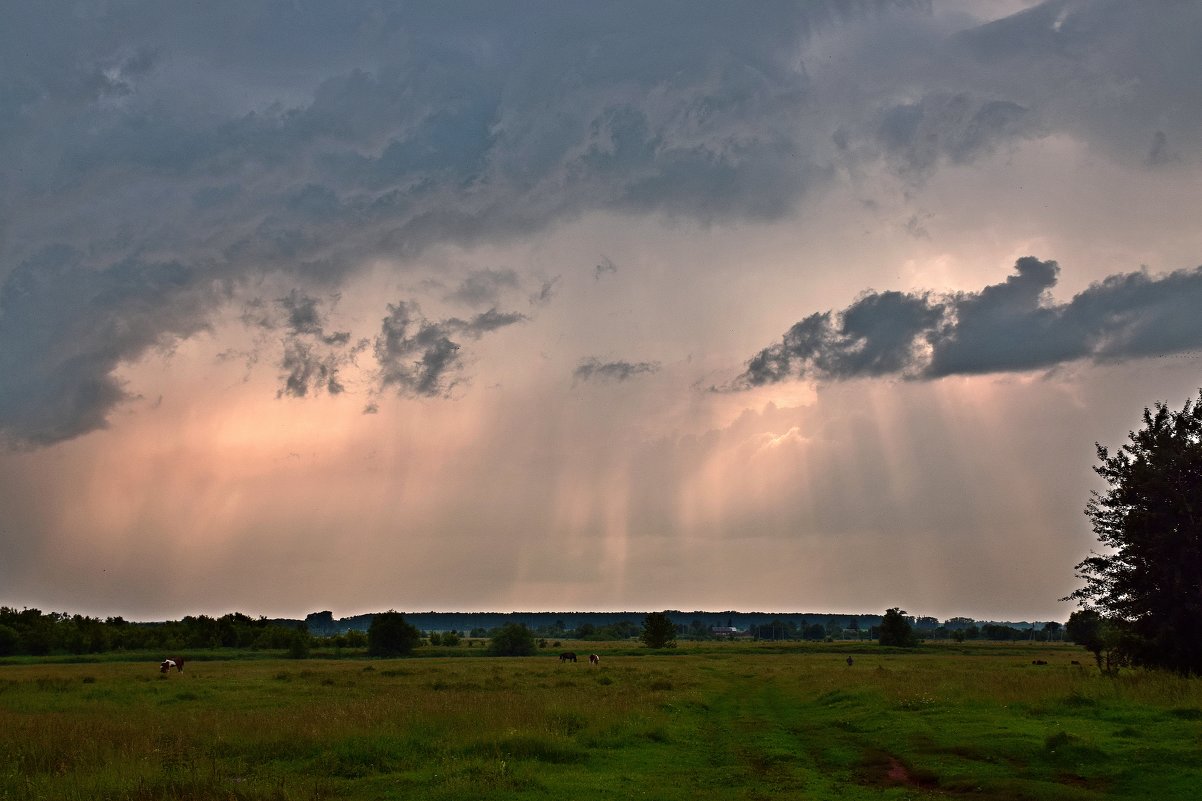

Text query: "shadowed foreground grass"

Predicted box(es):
[2, 643, 1200, 800]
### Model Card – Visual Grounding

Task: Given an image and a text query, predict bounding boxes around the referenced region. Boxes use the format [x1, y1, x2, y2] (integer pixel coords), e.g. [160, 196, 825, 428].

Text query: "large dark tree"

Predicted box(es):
[1067, 392, 1202, 675]
[877, 607, 917, 647]
[367, 611, 422, 657]
[640, 611, 678, 648]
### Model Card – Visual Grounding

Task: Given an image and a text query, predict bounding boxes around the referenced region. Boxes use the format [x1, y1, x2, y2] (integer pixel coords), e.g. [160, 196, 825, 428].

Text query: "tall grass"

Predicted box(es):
[2, 642, 1199, 800]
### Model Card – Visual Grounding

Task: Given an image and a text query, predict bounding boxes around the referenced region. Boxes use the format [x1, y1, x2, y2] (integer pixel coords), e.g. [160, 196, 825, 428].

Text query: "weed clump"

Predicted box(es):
[1061, 690, 1097, 708]
[463, 735, 586, 764]
[547, 711, 588, 735]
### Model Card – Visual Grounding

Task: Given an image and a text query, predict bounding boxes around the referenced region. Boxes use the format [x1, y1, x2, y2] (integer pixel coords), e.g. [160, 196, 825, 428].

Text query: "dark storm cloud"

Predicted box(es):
[574, 358, 661, 384]
[0, 247, 216, 446]
[1, 0, 1198, 446]
[6, 1, 916, 445]
[735, 258, 1202, 387]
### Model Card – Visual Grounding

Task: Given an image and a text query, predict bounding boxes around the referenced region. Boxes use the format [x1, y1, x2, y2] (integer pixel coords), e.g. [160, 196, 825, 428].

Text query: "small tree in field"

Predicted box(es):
[286, 629, 310, 659]
[1066, 610, 1123, 673]
[1066, 391, 1202, 675]
[367, 611, 421, 657]
[640, 612, 677, 648]
[877, 608, 917, 647]
[488, 623, 537, 656]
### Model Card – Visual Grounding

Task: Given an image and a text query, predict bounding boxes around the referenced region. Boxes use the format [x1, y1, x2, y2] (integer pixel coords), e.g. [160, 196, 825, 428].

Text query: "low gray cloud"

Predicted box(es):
[374, 302, 464, 398]
[875, 93, 1036, 179]
[574, 358, 661, 384]
[279, 340, 348, 398]
[373, 302, 525, 398]
[452, 308, 528, 339]
[593, 256, 618, 281]
[735, 257, 1202, 387]
[529, 276, 560, 307]
[271, 291, 365, 399]
[951, 1, 1202, 162]
[445, 269, 520, 307]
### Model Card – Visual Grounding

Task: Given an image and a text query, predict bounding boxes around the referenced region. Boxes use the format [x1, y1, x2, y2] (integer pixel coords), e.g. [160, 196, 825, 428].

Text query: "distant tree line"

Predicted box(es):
[0, 608, 314, 657]
[0, 605, 1070, 659]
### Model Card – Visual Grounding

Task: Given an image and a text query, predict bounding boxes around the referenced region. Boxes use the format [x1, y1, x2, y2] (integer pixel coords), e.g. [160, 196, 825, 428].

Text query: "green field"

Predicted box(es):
[3, 642, 1200, 800]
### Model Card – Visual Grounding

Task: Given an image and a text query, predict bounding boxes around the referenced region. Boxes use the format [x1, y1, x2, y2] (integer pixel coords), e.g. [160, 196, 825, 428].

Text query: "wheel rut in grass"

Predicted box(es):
[685, 672, 840, 796]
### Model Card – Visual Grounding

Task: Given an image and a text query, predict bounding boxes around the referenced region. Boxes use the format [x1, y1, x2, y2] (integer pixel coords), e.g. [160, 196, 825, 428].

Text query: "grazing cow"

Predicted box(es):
[589, 653, 600, 665]
[160, 657, 185, 673]
[559, 651, 577, 663]
[1031, 659, 1048, 666]
[846, 656, 854, 667]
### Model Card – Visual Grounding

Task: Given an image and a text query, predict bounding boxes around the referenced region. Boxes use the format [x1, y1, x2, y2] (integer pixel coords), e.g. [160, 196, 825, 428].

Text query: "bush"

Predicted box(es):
[0, 624, 19, 656]
[488, 623, 537, 656]
[287, 631, 311, 659]
[368, 612, 422, 657]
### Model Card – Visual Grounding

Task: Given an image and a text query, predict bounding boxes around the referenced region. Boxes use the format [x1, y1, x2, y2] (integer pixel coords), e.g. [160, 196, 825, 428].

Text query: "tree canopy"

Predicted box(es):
[1065, 609, 1123, 673]
[487, 623, 537, 656]
[1067, 391, 1202, 675]
[640, 611, 677, 648]
[367, 611, 421, 657]
[877, 607, 917, 647]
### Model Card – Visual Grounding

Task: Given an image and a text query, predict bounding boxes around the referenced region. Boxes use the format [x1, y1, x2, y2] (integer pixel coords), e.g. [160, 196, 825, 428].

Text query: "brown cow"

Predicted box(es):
[589, 653, 600, 665]
[160, 657, 185, 673]
[559, 652, 577, 663]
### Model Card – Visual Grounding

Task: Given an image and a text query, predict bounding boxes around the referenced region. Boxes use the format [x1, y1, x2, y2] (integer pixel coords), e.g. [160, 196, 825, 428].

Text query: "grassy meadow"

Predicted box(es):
[3, 641, 1201, 800]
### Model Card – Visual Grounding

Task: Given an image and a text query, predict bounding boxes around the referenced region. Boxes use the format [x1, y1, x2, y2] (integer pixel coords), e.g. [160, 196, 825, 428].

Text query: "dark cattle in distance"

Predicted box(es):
[1031, 659, 1048, 665]
[559, 652, 577, 663]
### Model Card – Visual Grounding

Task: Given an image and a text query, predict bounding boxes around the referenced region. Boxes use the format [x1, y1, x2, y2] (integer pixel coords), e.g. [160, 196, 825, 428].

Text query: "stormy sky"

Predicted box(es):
[2, 0, 1200, 621]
